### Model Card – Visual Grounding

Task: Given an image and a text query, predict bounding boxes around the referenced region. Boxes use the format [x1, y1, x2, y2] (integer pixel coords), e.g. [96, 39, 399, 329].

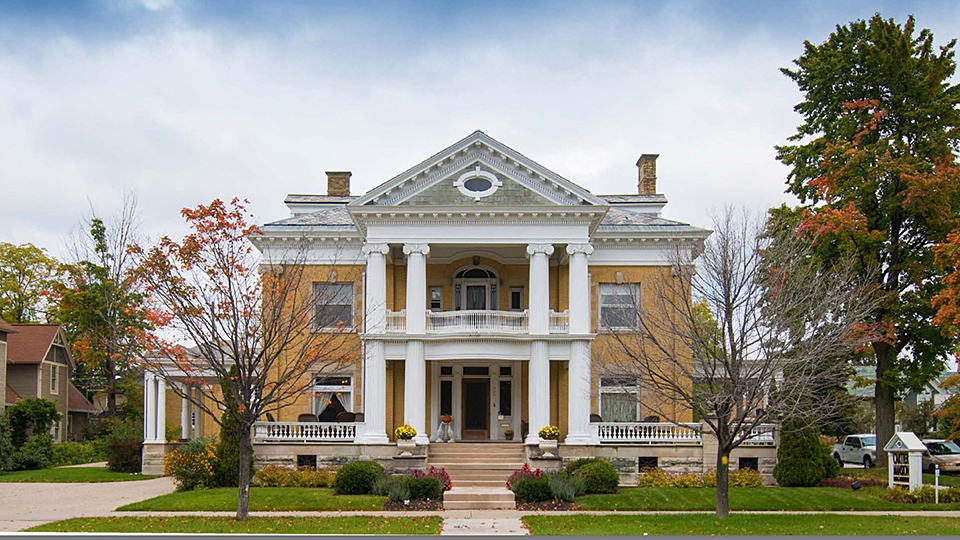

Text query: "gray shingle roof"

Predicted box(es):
[599, 194, 668, 204]
[285, 194, 358, 204]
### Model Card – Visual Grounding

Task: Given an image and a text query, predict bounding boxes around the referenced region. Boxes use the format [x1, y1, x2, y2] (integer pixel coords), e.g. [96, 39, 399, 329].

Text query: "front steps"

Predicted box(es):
[428, 442, 525, 510]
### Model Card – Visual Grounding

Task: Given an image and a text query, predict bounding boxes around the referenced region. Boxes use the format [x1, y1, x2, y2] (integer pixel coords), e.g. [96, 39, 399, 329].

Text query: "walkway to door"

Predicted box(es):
[428, 442, 525, 510]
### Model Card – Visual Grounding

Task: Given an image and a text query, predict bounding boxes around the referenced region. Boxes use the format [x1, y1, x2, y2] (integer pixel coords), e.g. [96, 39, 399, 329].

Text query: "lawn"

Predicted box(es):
[117, 487, 385, 512]
[523, 514, 960, 536]
[28, 516, 441, 535]
[846, 466, 960, 488]
[0, 467, 157, 483]
[576, 486, 960, 511]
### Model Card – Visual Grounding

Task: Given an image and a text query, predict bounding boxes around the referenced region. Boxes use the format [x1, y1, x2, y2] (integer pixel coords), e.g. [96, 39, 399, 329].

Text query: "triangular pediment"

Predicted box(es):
[349, 131, 607, 208]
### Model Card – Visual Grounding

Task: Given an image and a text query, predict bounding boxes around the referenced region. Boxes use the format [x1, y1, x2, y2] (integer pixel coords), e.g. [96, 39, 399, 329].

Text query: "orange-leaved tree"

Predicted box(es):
[131, 198, 359, 520]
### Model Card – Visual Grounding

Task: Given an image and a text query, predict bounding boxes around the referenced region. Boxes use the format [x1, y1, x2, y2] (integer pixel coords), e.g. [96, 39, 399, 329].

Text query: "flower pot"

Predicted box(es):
[397, 438, 416, 456]
[539, 439, 558, 458]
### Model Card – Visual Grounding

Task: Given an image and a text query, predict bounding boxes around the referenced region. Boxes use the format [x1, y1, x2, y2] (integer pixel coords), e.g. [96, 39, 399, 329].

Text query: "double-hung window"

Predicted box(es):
[313, 283, 354, 330]
[599, 283, 639, 329]
[599, 377, 641, 422]
[50, 365, 59, 394]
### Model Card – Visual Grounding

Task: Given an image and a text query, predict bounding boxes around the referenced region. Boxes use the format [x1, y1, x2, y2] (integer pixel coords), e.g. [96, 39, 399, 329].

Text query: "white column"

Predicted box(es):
[526, 244, 554, 444]
[566, 243, 597, 444]
[143, 372, 156, 442]
[403, 244, 430, 445]
[156, 376, 166, 442]
[526, 244, 554, 335]
[180, 387, 190, 440]
[360, 242, 390, 444]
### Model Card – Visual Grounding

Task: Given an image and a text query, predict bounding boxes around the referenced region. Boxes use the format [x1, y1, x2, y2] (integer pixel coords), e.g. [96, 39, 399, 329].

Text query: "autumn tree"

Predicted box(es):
[54, 196, 151, 413]
[0, 242, 61, 323]
[776, 14, 960, 462]
[603, 209, 878, 518]
[131, 198, 359, 520]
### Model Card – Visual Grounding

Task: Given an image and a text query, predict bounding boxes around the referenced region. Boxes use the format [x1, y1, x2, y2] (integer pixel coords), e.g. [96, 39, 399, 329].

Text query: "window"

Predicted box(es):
[510, 287, 524, 311]
[499, 380, 512, 416]
[600, 377, 640, 422]
[312, 374, 353, 422]
[638, 456, 659, 470]
[454, 168, 502, 200]
[440, 380, 453, 416]
[313, 283, 354, 330]
[738, 457, 759, 471]
[52, 420, 61, 440]
[429, 287, 443, 311]
[599, 283, 639, 329]
[50, 365, 59, 394]
[297, 455, 318, 469]
[440, 366, 453, 376]
[463, 366, 489, 376]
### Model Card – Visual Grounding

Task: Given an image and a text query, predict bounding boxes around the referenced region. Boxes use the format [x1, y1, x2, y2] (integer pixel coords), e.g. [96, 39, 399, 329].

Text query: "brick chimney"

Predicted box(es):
[326, 171, 351, 196]
[636, 154, 659, 195]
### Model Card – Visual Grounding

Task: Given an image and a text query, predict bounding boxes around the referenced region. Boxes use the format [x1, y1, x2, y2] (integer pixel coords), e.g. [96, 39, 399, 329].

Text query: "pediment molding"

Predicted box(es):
[350, 131, 608, 208]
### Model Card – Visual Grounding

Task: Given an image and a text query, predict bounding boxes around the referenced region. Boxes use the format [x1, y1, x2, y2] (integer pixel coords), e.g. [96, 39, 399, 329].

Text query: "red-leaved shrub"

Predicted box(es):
[506, 463, 542, 489]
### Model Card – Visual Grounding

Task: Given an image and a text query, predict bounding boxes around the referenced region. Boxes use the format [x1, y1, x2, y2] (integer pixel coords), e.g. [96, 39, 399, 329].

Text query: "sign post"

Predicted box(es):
[884, 432, 925, 492]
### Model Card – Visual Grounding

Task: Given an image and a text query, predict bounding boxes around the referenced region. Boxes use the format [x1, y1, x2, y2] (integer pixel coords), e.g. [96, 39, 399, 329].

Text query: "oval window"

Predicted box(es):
[463, 176, 493, 193]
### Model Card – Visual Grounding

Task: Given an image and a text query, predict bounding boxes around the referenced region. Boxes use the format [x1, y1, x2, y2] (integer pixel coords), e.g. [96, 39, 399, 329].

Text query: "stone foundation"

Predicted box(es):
[141, 442, 182, 476]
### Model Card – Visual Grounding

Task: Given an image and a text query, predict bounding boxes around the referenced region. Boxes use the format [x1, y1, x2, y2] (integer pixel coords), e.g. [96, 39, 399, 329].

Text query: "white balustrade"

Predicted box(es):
[549, 310, 570, 333]
[742, 424, 777, 445]
[385, 310, 406, 333]
[253, 422, 357, 442]
[426, 309, 530, 334]
[595, 422, 703, 444]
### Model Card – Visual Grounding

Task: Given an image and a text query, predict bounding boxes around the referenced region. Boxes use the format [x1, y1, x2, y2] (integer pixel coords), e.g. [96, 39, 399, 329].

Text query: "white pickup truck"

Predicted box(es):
[833, 434, 878, 468]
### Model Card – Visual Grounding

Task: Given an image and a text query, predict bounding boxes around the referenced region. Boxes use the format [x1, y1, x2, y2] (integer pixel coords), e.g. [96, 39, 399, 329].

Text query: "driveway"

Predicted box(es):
[0, 476, 175, 531]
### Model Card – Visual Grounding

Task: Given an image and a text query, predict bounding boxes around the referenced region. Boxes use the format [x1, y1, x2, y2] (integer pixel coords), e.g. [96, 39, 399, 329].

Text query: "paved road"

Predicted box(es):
[0, 477, 175, 531]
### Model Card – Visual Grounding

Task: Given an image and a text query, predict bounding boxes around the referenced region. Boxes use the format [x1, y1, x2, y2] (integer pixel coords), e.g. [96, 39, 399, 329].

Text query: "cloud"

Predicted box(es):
[0, 1, 958, 258]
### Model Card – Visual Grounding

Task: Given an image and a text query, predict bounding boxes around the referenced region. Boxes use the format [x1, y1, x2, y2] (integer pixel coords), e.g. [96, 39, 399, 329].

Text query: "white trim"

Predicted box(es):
[454, 166, 502, 200]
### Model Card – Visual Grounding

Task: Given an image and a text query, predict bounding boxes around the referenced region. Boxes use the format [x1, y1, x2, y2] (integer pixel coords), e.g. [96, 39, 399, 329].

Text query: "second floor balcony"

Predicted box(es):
[384, 309, 570, 335]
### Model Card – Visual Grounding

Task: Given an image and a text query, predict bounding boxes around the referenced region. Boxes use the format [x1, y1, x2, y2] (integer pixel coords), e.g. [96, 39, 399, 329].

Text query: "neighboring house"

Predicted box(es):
[0, 316, 14, 412]
[847, 365, 959, 409]
[6, 324, 74, 442]
[142, 131, 780, 484]
[67, 382, 99, 440]
[904, 370, 959, 409]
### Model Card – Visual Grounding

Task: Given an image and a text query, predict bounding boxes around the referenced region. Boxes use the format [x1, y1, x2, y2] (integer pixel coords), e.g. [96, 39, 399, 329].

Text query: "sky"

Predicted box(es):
[2, 0, 960, 257]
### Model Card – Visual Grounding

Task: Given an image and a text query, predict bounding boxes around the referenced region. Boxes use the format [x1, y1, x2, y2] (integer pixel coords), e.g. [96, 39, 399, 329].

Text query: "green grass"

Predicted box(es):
[0, 467, 157, 483]
[523, 514, 960, 536]
[577, 486, 960, 511]
[117, 487, 384, 512]
[846, 466, 960, 487]
[27, 516, 441, 535]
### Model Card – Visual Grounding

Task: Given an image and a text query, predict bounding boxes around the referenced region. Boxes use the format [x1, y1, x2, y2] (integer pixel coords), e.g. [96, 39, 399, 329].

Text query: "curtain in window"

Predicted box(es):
[312, 392, 333, 416]
[601, 392, 638, 422]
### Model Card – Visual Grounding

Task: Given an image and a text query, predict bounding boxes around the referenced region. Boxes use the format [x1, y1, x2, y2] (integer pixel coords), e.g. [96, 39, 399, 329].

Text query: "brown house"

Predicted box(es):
[6, 324, 75, 442]
[0, 316, 14, 412]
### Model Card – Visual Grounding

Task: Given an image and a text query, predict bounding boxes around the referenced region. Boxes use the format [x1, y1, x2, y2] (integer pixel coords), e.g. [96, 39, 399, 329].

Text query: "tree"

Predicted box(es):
[7, 398, 61, 448]
[776, 14, 960, 464]
[53, 195, 151, 415]
[602, 209, 878, 517]
[934, 374, 960, 440]
[131, 198, 359, 520]
[0, 242, 61, 323]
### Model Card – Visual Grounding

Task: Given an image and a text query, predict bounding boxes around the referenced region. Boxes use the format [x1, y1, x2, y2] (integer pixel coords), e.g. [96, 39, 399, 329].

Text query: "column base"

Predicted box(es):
[563, 432, 600, 445]
[413, 434, 430, 446]
[357, 432, 390, 445]
[525, 434, 542, 445]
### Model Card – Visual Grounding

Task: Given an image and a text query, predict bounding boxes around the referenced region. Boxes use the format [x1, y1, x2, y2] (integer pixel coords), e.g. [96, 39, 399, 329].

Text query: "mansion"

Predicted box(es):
[141, 131, 778, 492]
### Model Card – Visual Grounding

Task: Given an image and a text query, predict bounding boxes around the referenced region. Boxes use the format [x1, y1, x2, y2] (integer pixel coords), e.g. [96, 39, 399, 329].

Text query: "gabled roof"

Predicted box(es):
[67, 383, 99, 414]
[5, 384, 19, 405]
[349, 130, 609, 208]
[0, 316, 15, 334]
[8, 324, 70, 366]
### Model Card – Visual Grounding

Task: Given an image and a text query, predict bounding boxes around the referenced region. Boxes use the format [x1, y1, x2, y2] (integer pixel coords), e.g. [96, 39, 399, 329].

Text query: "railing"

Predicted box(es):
[253, 422, 357, 442]
[381, 309, 575, 335]
[549, 309, 569, 333]
[741, 424, 777, 445]
[427, 309, 530, 334]
[385, 309, 406, 333]
[595, 422, 702, 444]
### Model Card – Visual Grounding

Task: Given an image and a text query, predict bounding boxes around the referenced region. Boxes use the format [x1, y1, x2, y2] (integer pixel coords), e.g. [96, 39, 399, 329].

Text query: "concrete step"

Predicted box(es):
[428, 461, 525, 469]
[442, 487, 516, 510]
[451, 479, 509, 488]
[429, 456, 525, 464]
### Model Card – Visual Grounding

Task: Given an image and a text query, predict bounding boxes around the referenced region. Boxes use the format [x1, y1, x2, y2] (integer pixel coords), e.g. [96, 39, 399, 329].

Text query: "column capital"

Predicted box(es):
[526, 243, 555, 257]
[362, 243, 390, 257]
[566, 243, 594, 256]
[402, 243, 430, 257]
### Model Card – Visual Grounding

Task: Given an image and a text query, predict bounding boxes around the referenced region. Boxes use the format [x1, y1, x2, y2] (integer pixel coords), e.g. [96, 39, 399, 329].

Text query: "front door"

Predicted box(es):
[465, 285, 487, 310]
[461, 379, 490, 440]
